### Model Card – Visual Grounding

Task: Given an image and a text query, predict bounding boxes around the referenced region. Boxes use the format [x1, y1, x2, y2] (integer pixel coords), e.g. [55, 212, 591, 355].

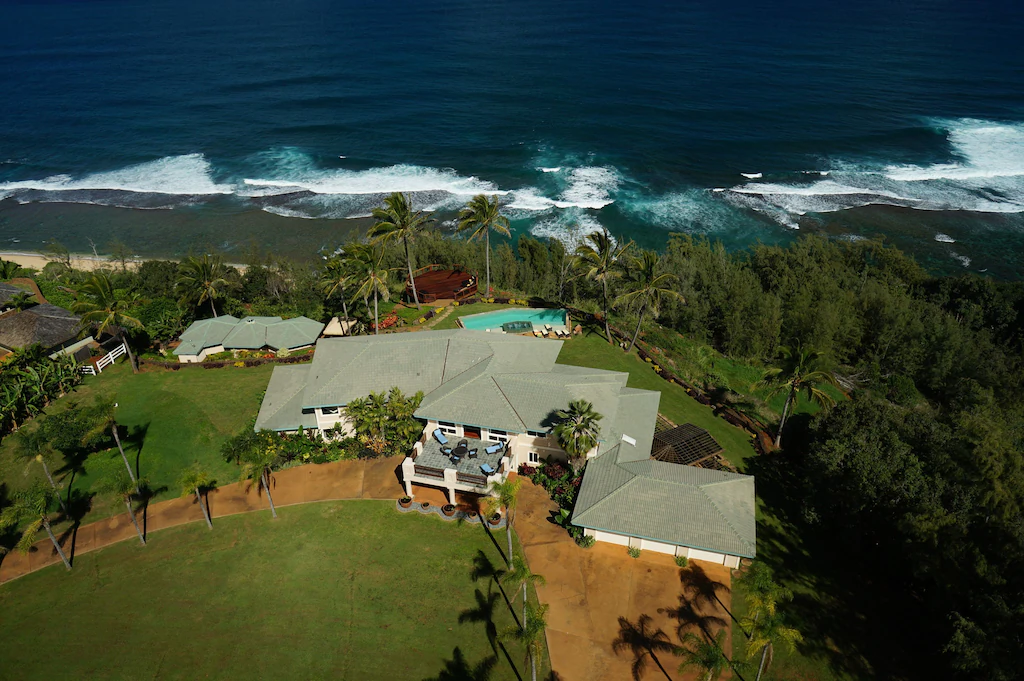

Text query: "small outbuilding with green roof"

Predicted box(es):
[174, 315, 324, 363]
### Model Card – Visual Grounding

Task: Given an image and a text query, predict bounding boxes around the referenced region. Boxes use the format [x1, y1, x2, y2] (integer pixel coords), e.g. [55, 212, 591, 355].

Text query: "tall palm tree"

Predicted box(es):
[91, 399, 138, 493]
[319, 251, 352, 324]
[103, 471, 146, 546]
[502, 555, 546, 630]
[457, 194, 510, 298]
[178, 462, 214, 529]
[614, 250, 683, 354]
[0, 483, 71, 570]
[753, 345, 839, 447]
[574, 228, 627, 343]
[240, 446, 279, 518]
[350, 244, 393, 335]
[484, 476, 521, 570]
[499, 602, 549, 681]
[611, 614, 676, 681]
[553, 399, 603, 471]
[676, 630, 732, 681]
[741, 610, 803, 681]
[11, 428, 66, 512]
[176, 254, 229, 318]
[72, 271, 142, 373]
[369, 192, 433, 309]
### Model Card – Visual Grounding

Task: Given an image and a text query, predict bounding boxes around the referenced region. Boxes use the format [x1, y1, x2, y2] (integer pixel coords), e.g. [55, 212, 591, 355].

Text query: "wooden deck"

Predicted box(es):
[407, 267, 477, 303]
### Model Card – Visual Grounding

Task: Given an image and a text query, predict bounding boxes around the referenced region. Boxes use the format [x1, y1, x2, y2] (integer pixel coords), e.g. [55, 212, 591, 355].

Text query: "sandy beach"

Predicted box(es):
[0, 251, 248, 274]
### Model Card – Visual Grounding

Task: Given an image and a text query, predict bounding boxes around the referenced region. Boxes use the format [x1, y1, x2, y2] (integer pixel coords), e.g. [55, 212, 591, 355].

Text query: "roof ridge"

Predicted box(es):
[489, 376, 528, 432]
[698, 485, 753, 553]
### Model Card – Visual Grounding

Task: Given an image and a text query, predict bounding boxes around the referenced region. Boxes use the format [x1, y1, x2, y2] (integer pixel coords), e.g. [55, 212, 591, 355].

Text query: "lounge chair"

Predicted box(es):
[433, 429, 448, 445]
[480, 462, 496, 475]
[544, 324, 553, 333]
[484, 443, 503, 455]
[533, 330, 543, 338]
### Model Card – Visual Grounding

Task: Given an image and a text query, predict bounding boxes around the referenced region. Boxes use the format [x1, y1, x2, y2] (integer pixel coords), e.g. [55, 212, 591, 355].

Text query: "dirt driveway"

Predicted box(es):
[516, 482, 734, 681]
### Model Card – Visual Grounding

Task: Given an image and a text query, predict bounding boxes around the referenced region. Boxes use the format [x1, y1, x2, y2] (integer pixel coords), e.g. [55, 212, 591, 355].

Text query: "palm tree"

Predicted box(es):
[502, 555, 546, 630]
[574, 228, 627, 343]
[350, 244, 393, 335]
[178, 462, 214, 529]
[553, 399, 603, 471]
[499, 602, 549, 681]
[753, 345, 839, 447]
[103, 471, 146, 546]
[7, 292, 37, 311]
[72, 271, 142, 373]
[319, 251, 352, 324]
[240, 445, 280, 518]
[614, 250, 683, 354]
[11, 428, 66, 512]
[0, 257, 20, 279]
[457, 194, 510, 298]
[176, 254, 229, 318]
[611, 614, 676, 680]
[369, 192, 433, 309]
[676, 630, 732, 681]
[483, 477, 521, 570]
[92, 399, 138, 493]
[0, 483, 71, 570]
[741, 609, 802, 681]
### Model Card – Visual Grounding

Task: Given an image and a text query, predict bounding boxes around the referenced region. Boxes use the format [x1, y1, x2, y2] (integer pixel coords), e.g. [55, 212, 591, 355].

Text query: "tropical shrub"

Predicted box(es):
[344, 387, 425, 458]
[0, 346, 82, 437]
[627, 547, 641, 559]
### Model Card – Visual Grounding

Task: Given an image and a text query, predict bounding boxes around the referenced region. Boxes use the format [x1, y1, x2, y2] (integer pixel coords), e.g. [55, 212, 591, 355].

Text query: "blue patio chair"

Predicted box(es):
[441, 446, 453, 456]
[433, 429, 448, 445]
[480, 463, 496, 475]
[484, 443, 503, 455]
[451, 455, 461, 464]
[468, 449, 478, 459]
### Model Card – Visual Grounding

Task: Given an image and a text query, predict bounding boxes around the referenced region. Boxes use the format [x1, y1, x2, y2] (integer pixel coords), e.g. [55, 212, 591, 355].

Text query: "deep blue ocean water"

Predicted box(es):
[2, 0, 1024, 275]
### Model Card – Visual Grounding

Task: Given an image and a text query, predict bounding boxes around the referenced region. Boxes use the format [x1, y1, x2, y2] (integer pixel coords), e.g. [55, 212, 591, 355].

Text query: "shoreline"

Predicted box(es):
[0, 251, 248, 274]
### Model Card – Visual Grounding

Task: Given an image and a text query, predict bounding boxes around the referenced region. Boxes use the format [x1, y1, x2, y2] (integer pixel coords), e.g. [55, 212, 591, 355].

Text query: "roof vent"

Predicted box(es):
[621, 434, 637, 447]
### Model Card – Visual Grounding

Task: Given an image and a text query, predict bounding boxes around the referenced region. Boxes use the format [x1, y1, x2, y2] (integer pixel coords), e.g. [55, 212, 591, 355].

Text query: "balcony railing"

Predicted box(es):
[414, 465, 445, 479]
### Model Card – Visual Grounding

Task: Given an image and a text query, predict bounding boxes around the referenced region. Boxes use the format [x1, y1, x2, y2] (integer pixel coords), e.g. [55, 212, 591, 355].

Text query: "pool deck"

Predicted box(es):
[458, 307, 570, 333]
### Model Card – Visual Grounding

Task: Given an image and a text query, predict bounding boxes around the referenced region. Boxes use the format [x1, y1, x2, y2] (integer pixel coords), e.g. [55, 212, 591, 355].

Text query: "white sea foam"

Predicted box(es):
[951, 252, 972, 267]
[261, 205, 317, 219]
[243, 163, 504, 198]
[529, 212, 607, 248]
[741, 172, 762, 179]
[0, 154, 232, 195]
[934, 233, 956, 243]
[538, 167, 562, 173]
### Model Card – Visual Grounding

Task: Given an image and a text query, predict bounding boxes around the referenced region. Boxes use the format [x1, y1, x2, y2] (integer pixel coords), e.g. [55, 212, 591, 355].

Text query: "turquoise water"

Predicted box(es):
[459, 308, 567, 331]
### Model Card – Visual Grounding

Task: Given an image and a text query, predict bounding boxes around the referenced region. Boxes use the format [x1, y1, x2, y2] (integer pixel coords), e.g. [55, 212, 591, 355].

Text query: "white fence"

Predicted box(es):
[80, 342, 127, 375]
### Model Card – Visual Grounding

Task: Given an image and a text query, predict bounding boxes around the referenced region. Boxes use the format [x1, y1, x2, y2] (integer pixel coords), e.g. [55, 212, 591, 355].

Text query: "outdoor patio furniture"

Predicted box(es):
[450, 454, 461, 464]
[433, 429, 448, 445]
[441, 446, 453, 455]
[457, 439, 468, 449]
[480, 463, 496, 475]
[544, 324, 553, 332]
[484, 443, 503, 455]
[468, 448, 478, 459]
[533, 330, 543, 337]
[452, 443, 469, 458]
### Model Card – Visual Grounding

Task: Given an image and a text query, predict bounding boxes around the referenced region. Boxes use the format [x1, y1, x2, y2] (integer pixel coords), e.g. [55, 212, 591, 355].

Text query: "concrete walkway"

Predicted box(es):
[0, 456, 407, 583]
[516, 482, 734, 681]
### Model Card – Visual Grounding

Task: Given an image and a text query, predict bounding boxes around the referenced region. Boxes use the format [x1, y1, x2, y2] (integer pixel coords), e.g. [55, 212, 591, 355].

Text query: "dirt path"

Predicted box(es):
[516, 482, 734, 681]
[0, 456, 406, 583]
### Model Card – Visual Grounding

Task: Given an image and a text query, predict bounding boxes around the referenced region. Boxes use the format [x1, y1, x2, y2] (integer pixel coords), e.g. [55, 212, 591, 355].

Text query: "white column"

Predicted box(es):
[443, 468, 459, 505]
[401, 458, 416, 497]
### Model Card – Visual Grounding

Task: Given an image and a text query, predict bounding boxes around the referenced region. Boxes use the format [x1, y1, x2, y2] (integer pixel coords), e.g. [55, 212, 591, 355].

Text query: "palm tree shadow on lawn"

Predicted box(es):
[458, 589, 524, 681]
[136, 480, 169, 541]
[123, 422, 150, 482]
[55, 488, 94, 567]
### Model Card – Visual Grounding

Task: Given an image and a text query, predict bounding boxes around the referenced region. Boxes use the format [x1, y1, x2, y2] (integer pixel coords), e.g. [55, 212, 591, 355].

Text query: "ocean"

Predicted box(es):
[2, 0, 1023, 276]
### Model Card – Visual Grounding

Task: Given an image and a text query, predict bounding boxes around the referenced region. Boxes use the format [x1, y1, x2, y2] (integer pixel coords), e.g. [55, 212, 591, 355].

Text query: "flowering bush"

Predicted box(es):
[234, 361, 245, 368]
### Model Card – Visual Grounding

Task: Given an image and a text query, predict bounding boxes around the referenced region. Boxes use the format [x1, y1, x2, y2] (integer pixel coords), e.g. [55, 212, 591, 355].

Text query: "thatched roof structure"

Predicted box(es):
[0, 304, 82, 351]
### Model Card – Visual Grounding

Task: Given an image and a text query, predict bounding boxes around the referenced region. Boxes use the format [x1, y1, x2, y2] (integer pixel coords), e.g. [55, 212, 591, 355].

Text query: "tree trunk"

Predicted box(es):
[531, 652, 537, 681]
[125, 499, 146, 545]
[626, 306, 646, 354]
[755, 642, 771, 681]
[373, 289, 379, 336]
[263, 471, 278, 518]
[405, 237, 420, 309]
[39, 459, 67, 512]
[774, 389, 794, 447]
[112, 425, 139, 492]
[210, 296, 218, 318]
[522, 582, 528, 632]
[602, 277, 613, 343]
[42, 517, 71, 570]
[505, 519, 514, 570]
[196, 488, 213, 529]
[119, 331, 138, 374]
[341, 295, 349, 332]
[485, 229, 491, 297]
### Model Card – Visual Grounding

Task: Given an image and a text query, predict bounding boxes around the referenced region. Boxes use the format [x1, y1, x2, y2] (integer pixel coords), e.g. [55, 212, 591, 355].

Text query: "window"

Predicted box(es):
[487, 429, 509, 443]
[438, 421, 458, 435]
[527, 430, 547, 438]
[528, 451, 540, 464]
[321, 407, 340, 416]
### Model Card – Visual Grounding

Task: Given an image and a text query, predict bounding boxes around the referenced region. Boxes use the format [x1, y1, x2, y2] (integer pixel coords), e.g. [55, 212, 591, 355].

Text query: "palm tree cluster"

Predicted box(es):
[753, 345, 840, 447]
[737, 562, 802, 681]
[344, 387, 425, 457]
[0, 345, 81, 435]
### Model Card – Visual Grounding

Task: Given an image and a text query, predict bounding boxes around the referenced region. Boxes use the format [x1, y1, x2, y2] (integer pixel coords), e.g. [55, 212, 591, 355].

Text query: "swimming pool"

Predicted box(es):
[458, 307, 568, 332]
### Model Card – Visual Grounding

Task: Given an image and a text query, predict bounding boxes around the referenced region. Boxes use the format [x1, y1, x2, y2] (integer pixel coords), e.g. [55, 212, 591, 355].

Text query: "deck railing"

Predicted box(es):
[414, 465, 445, 479]
[456, 472, 488, 486]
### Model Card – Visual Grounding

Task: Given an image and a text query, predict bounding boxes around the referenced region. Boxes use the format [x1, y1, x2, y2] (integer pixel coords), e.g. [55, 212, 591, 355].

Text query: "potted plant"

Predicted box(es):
[487, 513, 502, 527]
[442, 504, 456, 517]
[399, 496, 412, 508]
[420, 501, 431, 510]
[467, 511, 478, 521]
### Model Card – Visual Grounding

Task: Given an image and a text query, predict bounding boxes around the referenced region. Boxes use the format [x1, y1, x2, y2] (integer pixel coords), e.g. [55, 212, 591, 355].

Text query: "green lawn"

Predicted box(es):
[555, 332, 757, 468]
[434, 303, 510, 330]
[0, 501, 545, 681]
[0, 362, 273, 524]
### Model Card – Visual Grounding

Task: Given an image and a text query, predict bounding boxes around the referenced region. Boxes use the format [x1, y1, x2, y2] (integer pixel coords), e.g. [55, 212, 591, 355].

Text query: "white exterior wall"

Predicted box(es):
[682, 547, 728, 565]
[639, 538, 678, 555]
[588, 529, 743, 566]
[513, 433, 567, 467]
[177, 344, 224, 364]
[589, 529, 629, 547]
[315, 410, 353, 436]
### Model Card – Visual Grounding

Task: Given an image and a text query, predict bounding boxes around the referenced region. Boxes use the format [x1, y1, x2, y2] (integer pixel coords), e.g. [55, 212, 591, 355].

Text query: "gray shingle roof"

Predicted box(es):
[0, 304, 81, 351]
[175, 315, 323, 356]
[254, 365, 318, 432]
[0, 282, 25, 307]
[572, 449, 756, 558]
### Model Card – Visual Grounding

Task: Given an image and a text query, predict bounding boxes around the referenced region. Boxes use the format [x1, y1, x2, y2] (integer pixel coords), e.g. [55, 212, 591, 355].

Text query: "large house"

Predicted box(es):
[254, 329, 756, 567]
[174, 315, 324, 363]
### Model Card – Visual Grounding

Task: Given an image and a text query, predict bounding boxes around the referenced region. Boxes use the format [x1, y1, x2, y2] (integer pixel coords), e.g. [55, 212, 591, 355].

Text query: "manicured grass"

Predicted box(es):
[0, 361, 274, 524]
[434, 303, 510, 330]
[0, 501, 544, 680]
[555, 331, 757, 468]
